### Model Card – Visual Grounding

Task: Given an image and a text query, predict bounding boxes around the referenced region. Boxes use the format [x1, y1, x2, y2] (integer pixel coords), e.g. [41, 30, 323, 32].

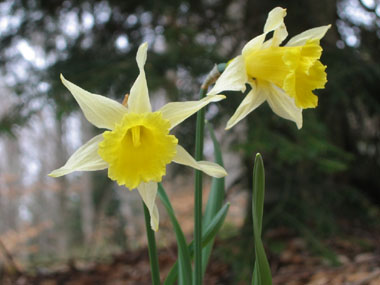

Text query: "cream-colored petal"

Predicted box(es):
[172, 145, 227, 178]
[261, 24, 288, 49]
[48, 134, 107, 177]
[242, 33, 267, 56]
[61, 75, 127, 130]
[128, 42, 152, 114]
[243, 8, 287, 53]
[137, 182, 159, 231]
[265, 83, 303, 129]
[286, 25, 331, 47]
[226, 83, 266, 130]
[208, 56, 247, 95]
[271, 23, 288, 47]
[263, 7, 287, 34]
[159, 95, 225, 130]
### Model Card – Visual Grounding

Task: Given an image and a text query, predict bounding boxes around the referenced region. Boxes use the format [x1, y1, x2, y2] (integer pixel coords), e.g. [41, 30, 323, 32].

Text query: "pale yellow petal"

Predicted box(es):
[172, 145, 227, 178]
[159, 95, 225, 130]
[151, 205, 159, 232]
[286, 25, 331, 47]
[61, 74, 127, 130]
[263, 7, 287, 34]
[242, 34, 266, 56]
[137, 182, 159, 231]
[128, 42, 152, 113]
[48, 134, 107, 177]
[270, 23, 288, 47]
[226, 84, 266, 130]
[208, 56, 247, 95]
[264, 82, 303, 129]
[242, 8, 287, 53]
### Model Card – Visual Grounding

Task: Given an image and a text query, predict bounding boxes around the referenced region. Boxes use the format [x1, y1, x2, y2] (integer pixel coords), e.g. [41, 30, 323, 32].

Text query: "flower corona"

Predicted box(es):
[98, 112, 178, 189]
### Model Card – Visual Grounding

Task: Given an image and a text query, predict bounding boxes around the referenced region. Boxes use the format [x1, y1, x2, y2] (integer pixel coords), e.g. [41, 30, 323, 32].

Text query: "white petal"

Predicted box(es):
[208, 56, 247, 95]
[265, 83, 303, 129]
[48, 134, 107, 177]
[137, 182, 159, 231]
[128, 42, 152, 113]
[271, 23, 288, 47]
[243, 7, 287, 54]
[242, 33, 266, 56]
[159, 95, 225, 130]
[286, 25, 331, 47]
[263, 7, 287, 34]
[61, 75, 127, 130]
[172, 145, 227, 178]
[261, 26, 287, 49]
[226, 83, 266, 130]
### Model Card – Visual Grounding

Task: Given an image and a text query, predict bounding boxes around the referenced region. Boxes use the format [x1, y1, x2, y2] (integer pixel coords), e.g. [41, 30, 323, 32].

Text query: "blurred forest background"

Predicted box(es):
[0, 0, 380, 283]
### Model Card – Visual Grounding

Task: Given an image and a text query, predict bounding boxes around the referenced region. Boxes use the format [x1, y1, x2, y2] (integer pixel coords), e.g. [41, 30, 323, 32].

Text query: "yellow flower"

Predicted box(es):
[208, 7, 330, 129]
[49, 43, 227, 231]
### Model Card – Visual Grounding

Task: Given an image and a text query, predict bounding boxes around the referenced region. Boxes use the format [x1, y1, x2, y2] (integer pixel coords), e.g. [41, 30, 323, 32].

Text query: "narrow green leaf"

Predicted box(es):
[202, 122, 225, 275]
[201, 203, 230, 248]
[203, 122, 225, 224]
[142, 202, 161, 285]
[165, 203, 230, 285]
[251, 154, 272, 285]
[194, 87, 208, 285]
[158, 183, 192, 285]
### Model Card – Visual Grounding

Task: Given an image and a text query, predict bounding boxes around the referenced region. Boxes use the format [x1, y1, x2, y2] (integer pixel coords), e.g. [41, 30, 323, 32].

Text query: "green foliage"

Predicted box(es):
[201, 123, 225, 276]
[158, 183, 192, 285]
[143, 203, 160, 285]
[234, 103, 359, 237]
[251, 154, 272, 285]
[164, 203, 230, 284]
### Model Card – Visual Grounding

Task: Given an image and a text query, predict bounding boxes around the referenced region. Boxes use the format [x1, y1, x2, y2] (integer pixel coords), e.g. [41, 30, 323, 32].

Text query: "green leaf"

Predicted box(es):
[203, 122, 225, 224]
[164, 203, 230, 284]
[251, 154, 272, 285]
[200, 203, 230, 249]
[142, 202, 160, 285]
[202, 122, 225, 275]
[158, 183, 192, 285]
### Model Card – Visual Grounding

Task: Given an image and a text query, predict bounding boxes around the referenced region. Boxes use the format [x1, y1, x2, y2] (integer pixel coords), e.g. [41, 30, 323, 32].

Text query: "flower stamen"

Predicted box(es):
[131, 125, 142, 147]
[122, 93, 129, 106]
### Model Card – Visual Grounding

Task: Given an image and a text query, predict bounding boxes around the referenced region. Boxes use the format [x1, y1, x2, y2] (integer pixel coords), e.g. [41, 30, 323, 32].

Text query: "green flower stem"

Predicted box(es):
[194, 88, 207, 285]
[194, 63, 226, 284]
[143, 202, 160, 285]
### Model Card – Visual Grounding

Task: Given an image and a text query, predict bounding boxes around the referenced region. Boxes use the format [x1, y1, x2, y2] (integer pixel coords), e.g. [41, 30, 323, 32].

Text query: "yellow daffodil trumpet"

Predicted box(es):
[49, 42, 227, 231]
[208, 7, 330, 129]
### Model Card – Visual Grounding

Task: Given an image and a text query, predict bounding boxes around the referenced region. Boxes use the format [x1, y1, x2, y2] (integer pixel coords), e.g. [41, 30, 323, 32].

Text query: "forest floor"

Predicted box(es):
[1, 181, 380, 284]
[2, 227, 380, 285]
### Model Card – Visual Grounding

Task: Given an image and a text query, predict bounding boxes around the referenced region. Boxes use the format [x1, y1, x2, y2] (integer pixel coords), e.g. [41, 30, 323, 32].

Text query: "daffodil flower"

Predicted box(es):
[208, 7, 331, 129]
[49, 43, 227, 231]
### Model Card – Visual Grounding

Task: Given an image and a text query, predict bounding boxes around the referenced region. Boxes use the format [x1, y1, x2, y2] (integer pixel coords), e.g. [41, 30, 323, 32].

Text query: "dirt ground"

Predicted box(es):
[1, 181, 380, 284]
[2, 230, 380, 285]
